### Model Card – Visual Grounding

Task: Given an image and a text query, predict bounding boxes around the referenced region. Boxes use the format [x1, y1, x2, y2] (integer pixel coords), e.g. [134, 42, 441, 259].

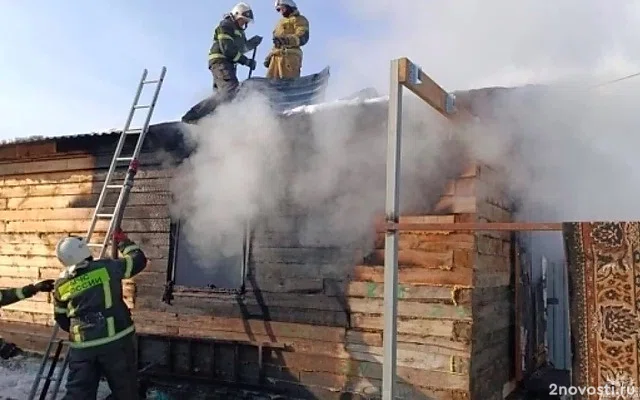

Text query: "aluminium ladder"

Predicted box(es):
[27, 66, 167, 400]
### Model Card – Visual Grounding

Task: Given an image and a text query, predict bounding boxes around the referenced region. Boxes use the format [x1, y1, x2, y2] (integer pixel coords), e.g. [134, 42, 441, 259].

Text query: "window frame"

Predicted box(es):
[165, 219, 251, 299]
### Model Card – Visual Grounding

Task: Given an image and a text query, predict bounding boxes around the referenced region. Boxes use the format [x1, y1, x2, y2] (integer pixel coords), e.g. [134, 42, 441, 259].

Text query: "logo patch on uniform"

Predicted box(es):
[58, 268, 110, 301]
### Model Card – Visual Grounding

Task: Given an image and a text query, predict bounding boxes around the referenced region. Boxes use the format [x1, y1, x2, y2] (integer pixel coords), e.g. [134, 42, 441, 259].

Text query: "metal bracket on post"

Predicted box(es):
[382, 58, 403, 400]
[407, 62, 422, 85]
[445, 92, 457, 115]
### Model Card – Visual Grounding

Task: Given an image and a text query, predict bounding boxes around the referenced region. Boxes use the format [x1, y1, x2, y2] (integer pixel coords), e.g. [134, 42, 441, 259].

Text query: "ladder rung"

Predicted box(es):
[133, 104, 151, 109]
[116, 157, 133, 162]
[87, 243, 104, 247]
[97, 214, 114, 219]
[143, 79, 160, 84]
[106, 184, 123, 189]
[125, 128, 143, 134]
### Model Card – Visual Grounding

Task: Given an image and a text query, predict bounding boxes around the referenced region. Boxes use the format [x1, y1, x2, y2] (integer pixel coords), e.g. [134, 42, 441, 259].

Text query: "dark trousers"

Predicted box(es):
[210, 60, 239, 103]
[180, 60, 241, 124]
[62, 333, 138, 400]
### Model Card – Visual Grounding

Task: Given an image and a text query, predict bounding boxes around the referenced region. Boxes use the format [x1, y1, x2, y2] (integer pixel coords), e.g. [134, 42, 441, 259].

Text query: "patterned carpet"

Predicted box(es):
[563, 222, 640, 399]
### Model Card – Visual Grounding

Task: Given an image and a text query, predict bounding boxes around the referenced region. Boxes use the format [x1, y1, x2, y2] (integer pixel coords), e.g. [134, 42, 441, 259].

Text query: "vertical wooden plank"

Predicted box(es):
[513, 235, 523, 383]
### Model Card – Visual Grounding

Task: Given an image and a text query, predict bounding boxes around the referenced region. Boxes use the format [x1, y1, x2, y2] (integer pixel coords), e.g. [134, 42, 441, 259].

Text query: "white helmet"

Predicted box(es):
[275, 0, 297, 9]
[231, 2, 254, 23]
[56, 236, 91, 267]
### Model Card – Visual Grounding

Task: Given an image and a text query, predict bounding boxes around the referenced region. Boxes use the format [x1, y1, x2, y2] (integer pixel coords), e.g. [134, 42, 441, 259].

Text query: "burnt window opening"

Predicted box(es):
[167, 220, 250, 295]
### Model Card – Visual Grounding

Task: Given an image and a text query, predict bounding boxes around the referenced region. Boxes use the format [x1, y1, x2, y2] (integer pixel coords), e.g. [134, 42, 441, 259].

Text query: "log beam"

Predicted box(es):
[380, 222, 563, 232]
[396, 57, 474, 122]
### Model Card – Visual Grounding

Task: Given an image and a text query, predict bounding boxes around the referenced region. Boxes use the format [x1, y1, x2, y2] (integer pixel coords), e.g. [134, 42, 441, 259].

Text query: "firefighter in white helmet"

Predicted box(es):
[52, 228, 148, 399]
[264, 0, 310, 79]
[207, 2, 263, 101]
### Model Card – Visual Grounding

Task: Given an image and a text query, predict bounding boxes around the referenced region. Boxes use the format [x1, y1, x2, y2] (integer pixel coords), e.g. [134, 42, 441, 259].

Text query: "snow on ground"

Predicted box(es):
[0, 354, 110, 399]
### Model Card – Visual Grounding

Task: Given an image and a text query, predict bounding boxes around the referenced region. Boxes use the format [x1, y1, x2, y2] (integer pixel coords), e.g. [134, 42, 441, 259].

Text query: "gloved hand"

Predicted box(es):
[0, 341, 20, 359]
[113, 228, 128, 244]
[263, 56, 271, 68]
[273, 36, 285, 47]
[34, 279, 55, 293]
[245, 58, 257, 70]
[246, 35, 263, 49]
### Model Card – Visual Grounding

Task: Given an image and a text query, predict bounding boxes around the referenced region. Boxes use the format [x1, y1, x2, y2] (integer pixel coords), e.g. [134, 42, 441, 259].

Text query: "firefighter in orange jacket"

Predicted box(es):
[264, 0, 309, 79]
[0, 280, 55, 358]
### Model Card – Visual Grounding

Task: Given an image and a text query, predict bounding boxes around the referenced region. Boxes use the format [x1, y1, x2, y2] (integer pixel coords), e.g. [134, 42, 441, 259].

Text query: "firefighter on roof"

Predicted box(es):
[208, 2, 263, 102]
[264, 0, 309, 79]
[0, 280, 54, 359]
[52, 228, 147, 400]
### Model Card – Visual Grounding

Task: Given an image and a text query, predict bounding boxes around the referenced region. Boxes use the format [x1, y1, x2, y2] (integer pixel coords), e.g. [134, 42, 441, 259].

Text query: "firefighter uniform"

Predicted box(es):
[208, 3, 260, 102]
[265, 8, 309, 79]
[0, 281, 54, 359]
[0, 281, 53, 307]
[53, 235, 147, 400]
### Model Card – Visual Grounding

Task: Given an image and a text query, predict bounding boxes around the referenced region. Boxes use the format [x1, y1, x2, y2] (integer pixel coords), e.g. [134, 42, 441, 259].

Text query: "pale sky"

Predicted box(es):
[2, 0, 640, 140]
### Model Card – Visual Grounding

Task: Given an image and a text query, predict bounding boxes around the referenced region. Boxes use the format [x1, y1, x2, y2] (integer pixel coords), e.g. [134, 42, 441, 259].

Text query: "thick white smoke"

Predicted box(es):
[169, 0, 640, 282]
[329, 0, 640, 96]
[169, 91, 466, 277]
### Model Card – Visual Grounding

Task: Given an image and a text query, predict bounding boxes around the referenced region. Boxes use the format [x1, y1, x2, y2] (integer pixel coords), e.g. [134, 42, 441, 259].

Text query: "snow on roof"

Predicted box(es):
[0, 84, 536, 148]
[0, 94, 391, 148]
[282, 95, 389, 116]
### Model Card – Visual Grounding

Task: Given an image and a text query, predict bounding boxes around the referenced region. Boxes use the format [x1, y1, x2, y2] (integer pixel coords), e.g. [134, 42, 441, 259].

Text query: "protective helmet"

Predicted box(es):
[56, 236, 91, 267]
[231, 2, 254, 23]
[275, 0, 297, 10]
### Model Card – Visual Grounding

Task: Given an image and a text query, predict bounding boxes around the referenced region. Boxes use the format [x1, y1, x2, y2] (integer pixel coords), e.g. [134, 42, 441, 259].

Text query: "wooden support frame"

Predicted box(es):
[382, 57, 561, 399]
[396, 57, 475, 122]
[382, 221, 563, 232]
[383, 57, 481, 400]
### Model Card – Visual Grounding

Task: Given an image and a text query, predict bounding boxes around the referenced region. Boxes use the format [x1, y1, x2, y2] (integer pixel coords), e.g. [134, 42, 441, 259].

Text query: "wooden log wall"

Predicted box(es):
[0, 142, 172, 351]
[464, 162, 517, 400]
[0, 131, 517, 399]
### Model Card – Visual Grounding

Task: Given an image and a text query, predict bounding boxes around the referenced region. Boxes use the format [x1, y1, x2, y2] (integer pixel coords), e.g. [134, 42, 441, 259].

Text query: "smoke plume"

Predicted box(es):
[169, 91, 466, 275]
[169, 0, 640, 281]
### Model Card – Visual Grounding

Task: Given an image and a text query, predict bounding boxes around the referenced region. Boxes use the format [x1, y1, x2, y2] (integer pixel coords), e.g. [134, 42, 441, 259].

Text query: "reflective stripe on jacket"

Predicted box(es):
[52, 238, 147, 349]
[0, 285, 37, 307]
[209, 16, 250, 66]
